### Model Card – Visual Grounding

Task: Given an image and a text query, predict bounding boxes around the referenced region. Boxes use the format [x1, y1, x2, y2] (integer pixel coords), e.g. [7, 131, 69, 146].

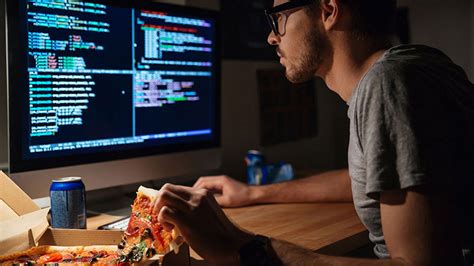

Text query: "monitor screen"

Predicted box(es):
[7, 0, 220, 174]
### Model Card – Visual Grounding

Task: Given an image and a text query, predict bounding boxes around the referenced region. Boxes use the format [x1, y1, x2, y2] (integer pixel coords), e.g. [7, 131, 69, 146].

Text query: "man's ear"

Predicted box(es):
[320, 0, 339, 31]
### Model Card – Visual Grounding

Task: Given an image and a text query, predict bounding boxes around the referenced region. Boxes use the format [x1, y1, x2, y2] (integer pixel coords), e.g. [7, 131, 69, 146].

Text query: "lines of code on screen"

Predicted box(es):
[25, 0, 216, 157]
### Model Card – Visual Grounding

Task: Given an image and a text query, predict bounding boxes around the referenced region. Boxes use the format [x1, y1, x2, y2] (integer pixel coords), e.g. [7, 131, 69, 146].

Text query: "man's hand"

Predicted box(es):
[154, 184, 254, 264]
[193, 175, 255, 207]
[194, 170, 353, 207]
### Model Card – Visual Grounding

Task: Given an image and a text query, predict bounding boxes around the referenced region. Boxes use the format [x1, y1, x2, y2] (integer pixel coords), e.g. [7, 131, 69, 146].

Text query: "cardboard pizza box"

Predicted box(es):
[0, 170, 50, 255]
[0, 171, 190, 265]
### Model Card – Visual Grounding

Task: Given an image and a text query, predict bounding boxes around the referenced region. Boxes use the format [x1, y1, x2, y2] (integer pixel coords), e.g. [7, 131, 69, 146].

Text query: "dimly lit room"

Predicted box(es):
[0, 0, 473, 265]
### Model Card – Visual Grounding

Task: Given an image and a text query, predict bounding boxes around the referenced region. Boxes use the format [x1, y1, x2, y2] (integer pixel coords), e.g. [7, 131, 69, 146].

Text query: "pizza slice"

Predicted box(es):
[117, 186, 182, 263]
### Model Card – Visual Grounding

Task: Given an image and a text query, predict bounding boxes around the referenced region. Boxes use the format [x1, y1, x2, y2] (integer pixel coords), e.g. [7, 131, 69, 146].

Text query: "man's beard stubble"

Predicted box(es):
[285, 24, 326, 83]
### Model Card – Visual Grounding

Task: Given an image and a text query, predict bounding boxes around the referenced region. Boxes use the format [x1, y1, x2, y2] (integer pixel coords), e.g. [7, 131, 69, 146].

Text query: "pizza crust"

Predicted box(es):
[45, 246, 84, 254]
[138, 186, 159, 202]
[81, 245, 118, 253]
[0, 245, 117, 264]
[0, 246, 50, 262]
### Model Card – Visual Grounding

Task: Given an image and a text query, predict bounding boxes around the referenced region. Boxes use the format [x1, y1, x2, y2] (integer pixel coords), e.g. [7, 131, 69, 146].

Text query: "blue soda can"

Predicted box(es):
[245, 150, 265, 166]
[246, 150, 266, 185]
[50, 177, 87, 229]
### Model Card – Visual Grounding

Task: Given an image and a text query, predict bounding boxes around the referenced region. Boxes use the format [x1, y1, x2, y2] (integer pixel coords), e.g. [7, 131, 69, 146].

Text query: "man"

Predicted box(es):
[154, 0, 474, 265]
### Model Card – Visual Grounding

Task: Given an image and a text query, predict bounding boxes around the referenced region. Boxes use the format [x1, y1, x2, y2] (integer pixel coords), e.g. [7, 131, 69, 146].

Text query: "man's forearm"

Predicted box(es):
[270, 238, 406, 266]
[248, 169, 352, 204]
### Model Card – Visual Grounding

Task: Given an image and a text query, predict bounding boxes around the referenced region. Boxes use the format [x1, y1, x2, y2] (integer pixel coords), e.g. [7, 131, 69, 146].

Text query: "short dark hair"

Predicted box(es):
[298, 0, 397, 38]
[341, 0, 397, 37]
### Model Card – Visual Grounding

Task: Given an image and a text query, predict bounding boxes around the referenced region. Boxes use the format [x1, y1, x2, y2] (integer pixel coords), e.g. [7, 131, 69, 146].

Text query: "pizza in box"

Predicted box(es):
[0, 186, 182, 265]
[0, 246, 119, 265]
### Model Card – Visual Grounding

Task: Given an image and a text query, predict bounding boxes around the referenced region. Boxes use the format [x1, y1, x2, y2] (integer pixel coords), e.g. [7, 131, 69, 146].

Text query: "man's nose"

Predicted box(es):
[267, 31, 280, 45]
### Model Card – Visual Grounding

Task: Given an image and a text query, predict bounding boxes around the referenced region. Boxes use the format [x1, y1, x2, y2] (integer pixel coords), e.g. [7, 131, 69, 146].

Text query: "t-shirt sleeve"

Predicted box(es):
[357, 64, 429, 199]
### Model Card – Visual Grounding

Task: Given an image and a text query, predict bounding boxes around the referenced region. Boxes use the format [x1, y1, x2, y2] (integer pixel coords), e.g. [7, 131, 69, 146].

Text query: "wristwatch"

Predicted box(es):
[238, 234, 273, 266]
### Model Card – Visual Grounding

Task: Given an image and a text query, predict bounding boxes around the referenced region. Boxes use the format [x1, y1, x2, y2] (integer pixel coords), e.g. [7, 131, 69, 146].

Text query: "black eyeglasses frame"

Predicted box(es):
[264, 0, 315, 36]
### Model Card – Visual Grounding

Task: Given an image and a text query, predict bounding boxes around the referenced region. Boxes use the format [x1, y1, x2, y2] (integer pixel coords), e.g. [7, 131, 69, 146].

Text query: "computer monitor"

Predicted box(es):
[5, 0, 221, 198]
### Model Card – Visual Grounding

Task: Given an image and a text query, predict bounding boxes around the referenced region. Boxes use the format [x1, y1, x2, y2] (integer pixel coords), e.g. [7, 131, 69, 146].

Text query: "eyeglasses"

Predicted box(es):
[264, 0, 315, 36]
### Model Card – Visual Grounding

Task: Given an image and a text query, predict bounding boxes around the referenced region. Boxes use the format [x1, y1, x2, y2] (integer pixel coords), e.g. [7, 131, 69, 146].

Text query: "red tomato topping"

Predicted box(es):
[126, 216, 165, 248]
[151, 214, 158, 223]
[125, 214, 139, 236]
[126, 216, 153, 238]
[60, 252, 74, 261]
[37, 253, 63, 264]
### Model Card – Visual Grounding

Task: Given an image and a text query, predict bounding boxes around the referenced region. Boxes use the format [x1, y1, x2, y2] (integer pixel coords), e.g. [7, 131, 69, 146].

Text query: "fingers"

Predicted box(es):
[161, 183, 193, 200]
[156, 183, 212, 212]
[194, 176, 237, 207]
[193, 176, 225, 193]
[158, 206, 179, 232]
[154, 187, 189, 214]
[155, 185, 195, 233]
[193, 176, 223, 188]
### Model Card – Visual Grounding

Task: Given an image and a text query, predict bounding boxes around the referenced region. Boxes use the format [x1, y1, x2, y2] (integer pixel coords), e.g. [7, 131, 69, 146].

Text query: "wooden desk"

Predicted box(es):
[224, 203, 368, 255]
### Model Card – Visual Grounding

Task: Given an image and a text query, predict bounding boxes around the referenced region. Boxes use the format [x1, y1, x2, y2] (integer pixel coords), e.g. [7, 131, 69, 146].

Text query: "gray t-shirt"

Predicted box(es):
[347, 44, 474, 258]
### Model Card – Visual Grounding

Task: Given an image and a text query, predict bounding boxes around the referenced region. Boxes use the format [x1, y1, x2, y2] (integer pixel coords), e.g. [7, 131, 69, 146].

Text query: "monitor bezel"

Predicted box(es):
[6, 0, 222, 173]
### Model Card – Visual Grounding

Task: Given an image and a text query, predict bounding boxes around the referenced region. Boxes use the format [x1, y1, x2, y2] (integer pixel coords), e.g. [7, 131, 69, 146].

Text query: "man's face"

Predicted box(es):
[267, 0, 329, 83]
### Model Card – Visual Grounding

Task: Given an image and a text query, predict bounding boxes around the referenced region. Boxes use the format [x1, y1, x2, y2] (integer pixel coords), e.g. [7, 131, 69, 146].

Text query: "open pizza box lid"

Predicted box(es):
[0, 171, 50, 255]
[0, 171, 190, 265]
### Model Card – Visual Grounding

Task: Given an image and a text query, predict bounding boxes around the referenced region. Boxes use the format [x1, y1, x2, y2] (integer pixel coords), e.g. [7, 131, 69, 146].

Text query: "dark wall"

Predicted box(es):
[0, 1, 7, 167]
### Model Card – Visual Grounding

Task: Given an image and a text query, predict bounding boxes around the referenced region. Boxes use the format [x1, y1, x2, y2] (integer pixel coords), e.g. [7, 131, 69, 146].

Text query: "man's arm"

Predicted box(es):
[264, 187, 454, 266]
[193, 169, 352, 207]
[156, 184, 457, 266]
